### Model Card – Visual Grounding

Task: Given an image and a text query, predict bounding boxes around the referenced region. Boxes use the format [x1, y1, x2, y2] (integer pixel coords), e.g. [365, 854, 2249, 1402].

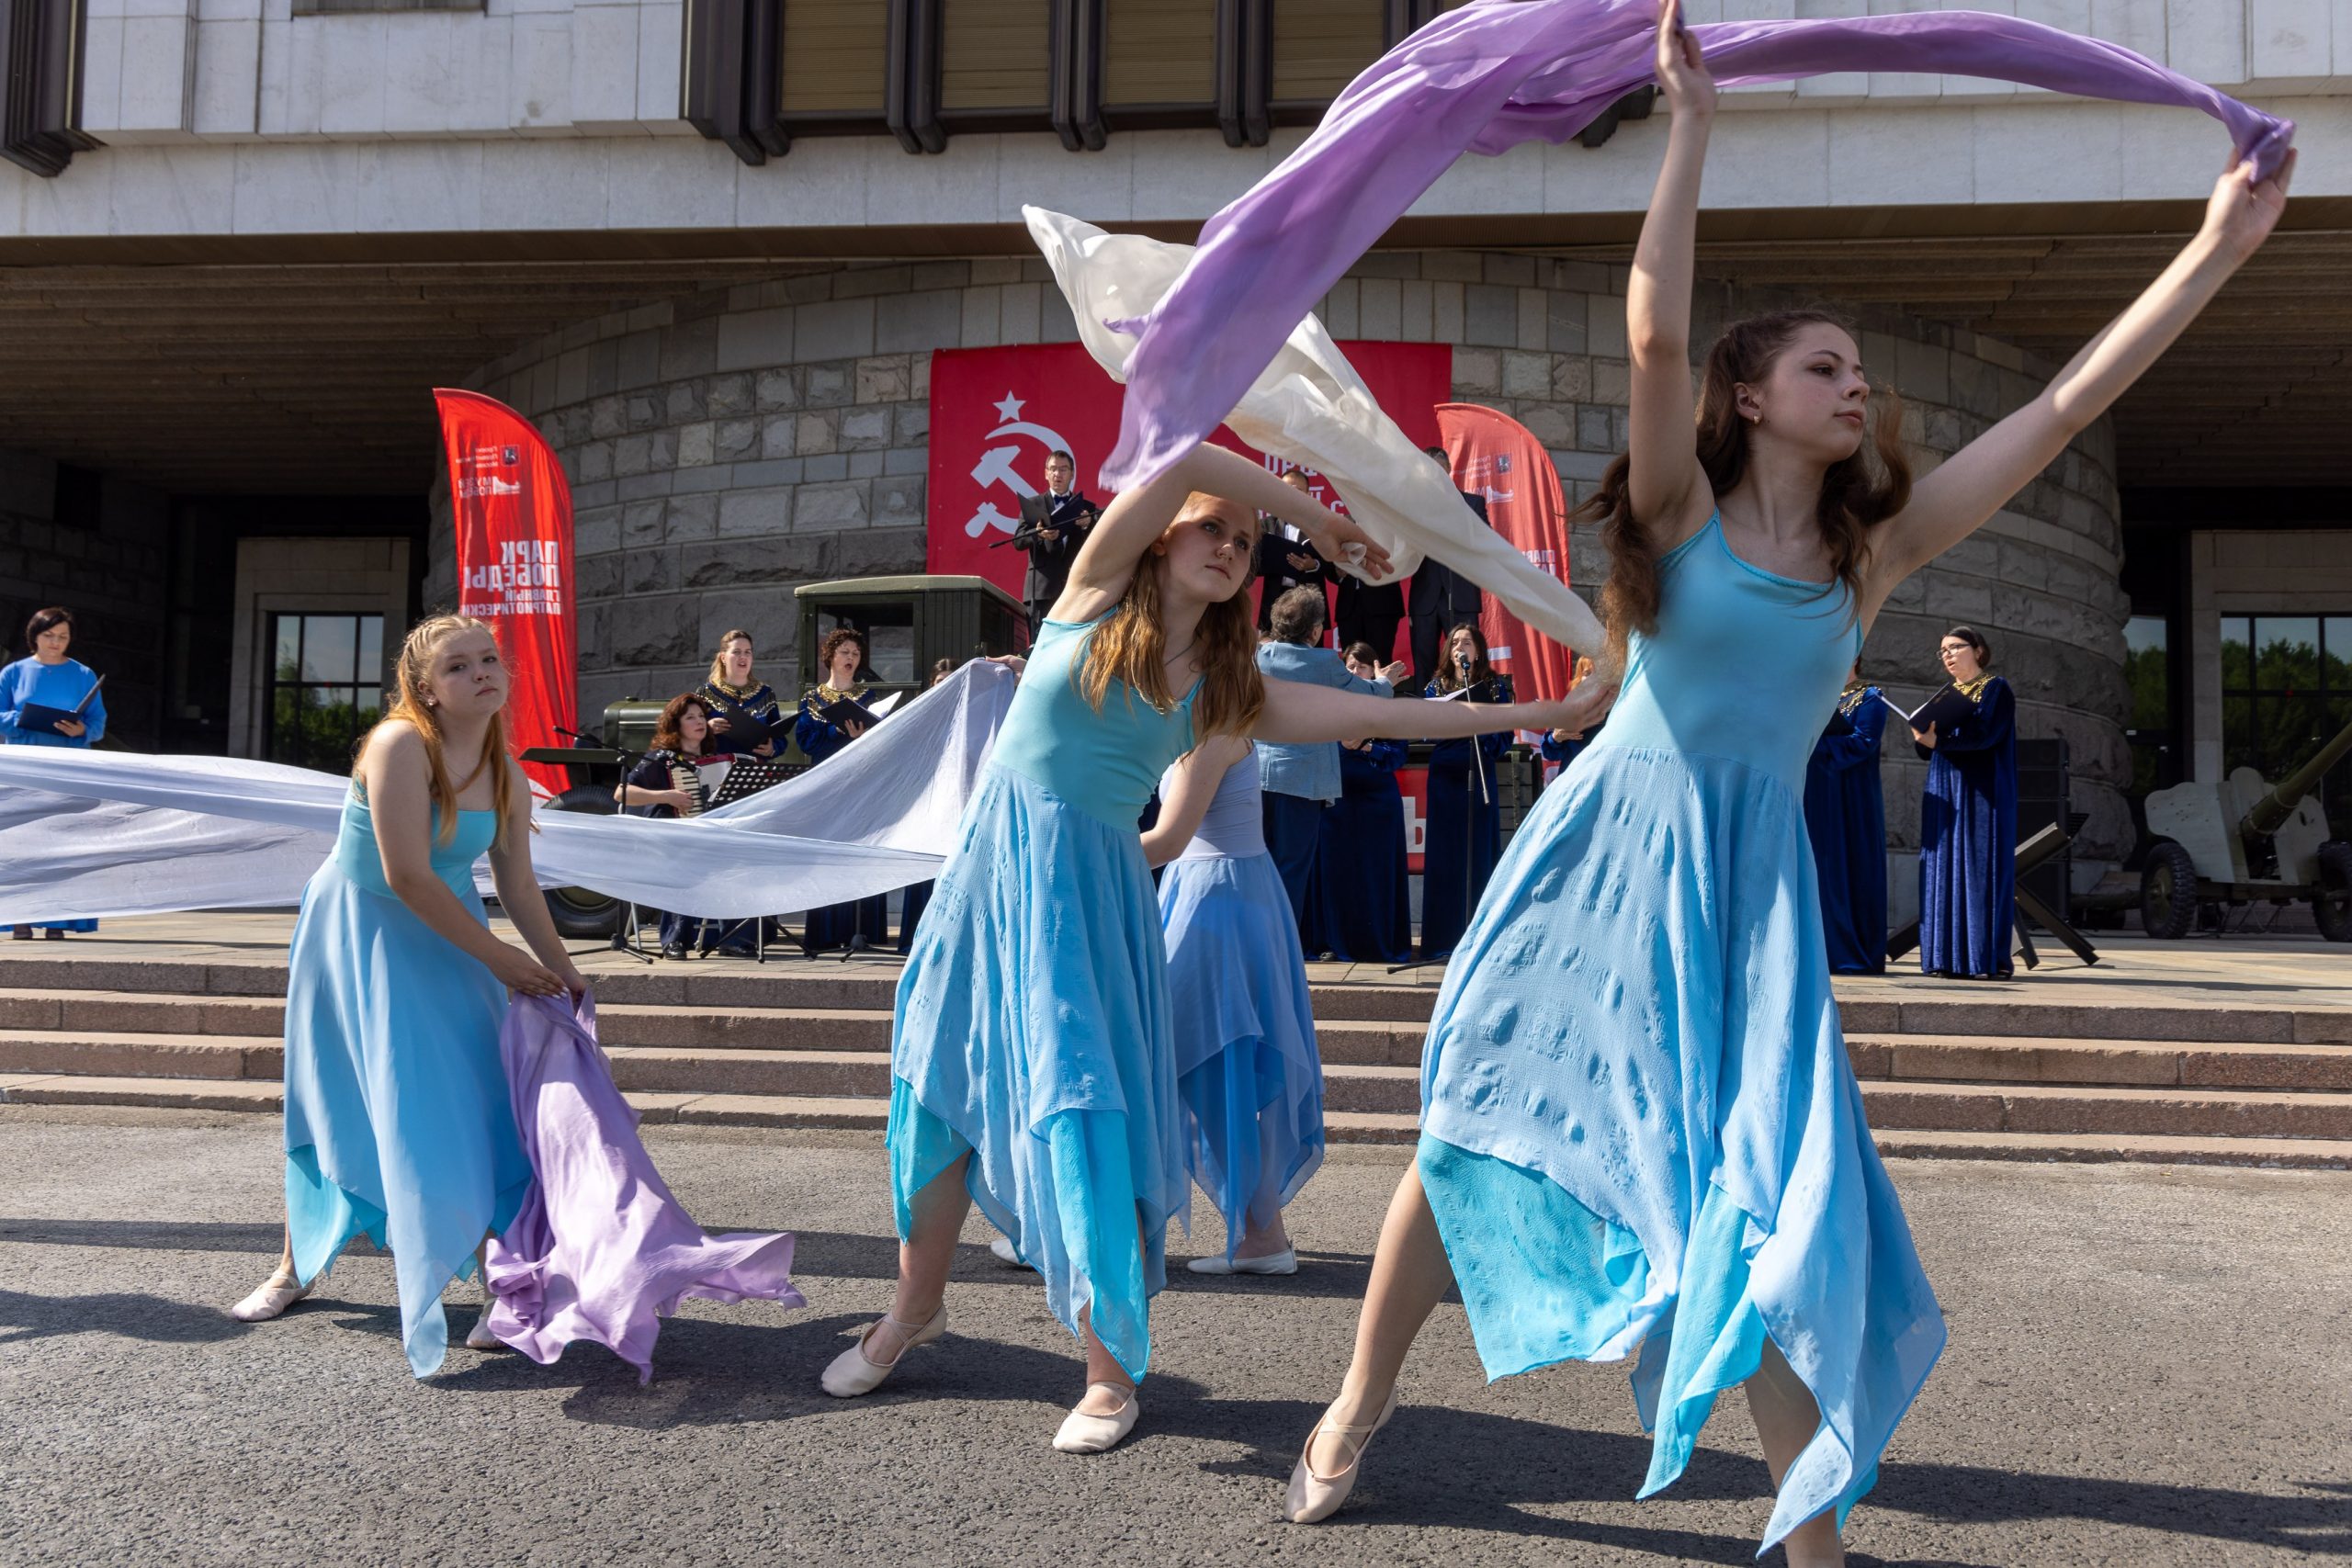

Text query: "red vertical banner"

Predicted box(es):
[434, 389, 577, 797]
[1434, 403, 1577, 702]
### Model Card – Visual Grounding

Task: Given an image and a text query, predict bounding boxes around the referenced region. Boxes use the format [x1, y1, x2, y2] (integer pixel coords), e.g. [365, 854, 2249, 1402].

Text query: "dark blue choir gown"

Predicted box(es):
[1419, 674, 1511, 961]
[794, 686, 891, 954]
[1917, 674, 2017, 978]
[698, 679, 786, 757]
[1309, 738, 1411, 962]
[1804, 684, 1888, 975]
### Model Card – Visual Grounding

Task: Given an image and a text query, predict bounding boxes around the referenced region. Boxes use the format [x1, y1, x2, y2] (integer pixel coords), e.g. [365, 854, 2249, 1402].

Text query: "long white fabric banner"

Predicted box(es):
[0, 660, 1016, 926]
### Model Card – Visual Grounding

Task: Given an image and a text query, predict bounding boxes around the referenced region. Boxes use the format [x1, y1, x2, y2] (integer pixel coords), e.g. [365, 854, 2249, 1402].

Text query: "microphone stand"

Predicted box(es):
[594, 736, 661, 964]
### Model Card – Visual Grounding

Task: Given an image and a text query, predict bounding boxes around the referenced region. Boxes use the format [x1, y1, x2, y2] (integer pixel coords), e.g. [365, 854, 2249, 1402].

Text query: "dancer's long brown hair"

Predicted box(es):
[368, 614, 517, 850]
[1077, 494, 1266, 739]
[1578, 309, 1912, 669]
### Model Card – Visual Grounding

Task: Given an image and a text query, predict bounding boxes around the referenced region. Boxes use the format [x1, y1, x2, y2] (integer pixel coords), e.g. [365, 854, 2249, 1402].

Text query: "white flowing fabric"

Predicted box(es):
[0, 660, 1016, 927]
[1024, 207, 1606, 659]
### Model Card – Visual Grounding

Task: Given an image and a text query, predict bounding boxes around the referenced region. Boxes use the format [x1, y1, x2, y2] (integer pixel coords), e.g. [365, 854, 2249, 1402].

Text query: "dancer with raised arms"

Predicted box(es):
[820, 441, 1613, 1454]
[1281, 7, 2291, 1562]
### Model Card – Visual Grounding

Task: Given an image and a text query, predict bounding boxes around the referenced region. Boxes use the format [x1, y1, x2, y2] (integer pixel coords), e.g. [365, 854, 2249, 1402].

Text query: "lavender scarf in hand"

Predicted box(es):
[1101, 0, 2294, 492]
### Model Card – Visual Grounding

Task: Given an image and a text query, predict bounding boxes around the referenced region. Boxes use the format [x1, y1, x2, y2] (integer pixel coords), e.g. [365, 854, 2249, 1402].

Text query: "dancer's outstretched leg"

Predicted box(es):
[1747, 1342, 1843, 1567]
[823, 1153, 968, 1395]
[1289, 1162, 1453, 1518]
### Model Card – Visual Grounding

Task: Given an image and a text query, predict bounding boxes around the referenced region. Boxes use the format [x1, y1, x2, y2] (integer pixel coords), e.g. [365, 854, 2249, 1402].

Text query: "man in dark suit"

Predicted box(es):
[1256, 468, 1330, 633]
[1013, 448, 1100, 636]
[1408, 445, 1488, 690]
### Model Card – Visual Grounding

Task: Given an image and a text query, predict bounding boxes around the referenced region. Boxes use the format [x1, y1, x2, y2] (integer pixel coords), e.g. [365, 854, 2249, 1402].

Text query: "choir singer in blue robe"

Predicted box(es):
[1914, 626, 2017, 979]
[1307, 643, 1413, 963]
[795, 626, 891, 955]
[1804, 664, 1888, 975]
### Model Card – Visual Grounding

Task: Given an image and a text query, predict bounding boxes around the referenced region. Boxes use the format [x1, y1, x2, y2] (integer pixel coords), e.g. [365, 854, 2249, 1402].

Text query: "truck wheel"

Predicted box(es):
[2139, 840, 2199, 940]
[2314, 840, 2352, 943]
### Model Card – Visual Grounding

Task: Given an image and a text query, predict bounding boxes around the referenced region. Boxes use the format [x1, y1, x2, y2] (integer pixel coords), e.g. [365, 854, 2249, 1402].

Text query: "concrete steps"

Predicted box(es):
[4, 962, 2350, 1168]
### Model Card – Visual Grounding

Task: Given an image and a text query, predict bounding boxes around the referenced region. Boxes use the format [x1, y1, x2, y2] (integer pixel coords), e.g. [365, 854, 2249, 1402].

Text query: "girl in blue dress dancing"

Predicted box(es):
[229, 615, 586, 1377]
[1283, 10, 2291, 1561]
[1146, 733, 1318, 1277]
[820, 443, 1611, 1454]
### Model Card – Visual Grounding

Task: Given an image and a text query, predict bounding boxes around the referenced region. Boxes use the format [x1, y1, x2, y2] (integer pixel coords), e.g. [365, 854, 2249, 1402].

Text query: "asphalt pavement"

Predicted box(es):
[2, 1105, 2346, 1567]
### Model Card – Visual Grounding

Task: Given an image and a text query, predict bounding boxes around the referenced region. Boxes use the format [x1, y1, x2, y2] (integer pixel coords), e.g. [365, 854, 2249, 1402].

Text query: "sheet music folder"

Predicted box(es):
[17, 673, 104, 737]
[1880, 683, 1979, 733]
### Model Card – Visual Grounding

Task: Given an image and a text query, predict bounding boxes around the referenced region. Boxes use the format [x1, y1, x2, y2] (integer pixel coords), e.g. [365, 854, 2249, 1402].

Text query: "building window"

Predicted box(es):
[1271, 0, 1384, 105]
[2218, 614, 2352, 834]
[940, 0, 1051, 116]
[267, 614, 386, 773]
[2122, 614, 2173, 797]
[1103, 0, 1216, 113]
[782, 0, 891, 118]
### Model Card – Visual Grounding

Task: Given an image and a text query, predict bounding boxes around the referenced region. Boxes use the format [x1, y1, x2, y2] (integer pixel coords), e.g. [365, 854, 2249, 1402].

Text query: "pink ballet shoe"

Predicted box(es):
[820, 1303, 946, 1397]
[228, 1269, 311, 1323]
[1283, 1386, 1399, 1524]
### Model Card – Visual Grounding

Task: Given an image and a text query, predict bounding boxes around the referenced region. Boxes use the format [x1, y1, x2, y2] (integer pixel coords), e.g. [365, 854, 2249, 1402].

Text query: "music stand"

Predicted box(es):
[599, 743, 663, 964]
[698, 757, 803, 962]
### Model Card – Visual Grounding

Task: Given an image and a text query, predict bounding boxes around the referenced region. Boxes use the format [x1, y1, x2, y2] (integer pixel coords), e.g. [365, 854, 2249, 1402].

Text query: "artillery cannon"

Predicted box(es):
[2139, 716, 2352, 941]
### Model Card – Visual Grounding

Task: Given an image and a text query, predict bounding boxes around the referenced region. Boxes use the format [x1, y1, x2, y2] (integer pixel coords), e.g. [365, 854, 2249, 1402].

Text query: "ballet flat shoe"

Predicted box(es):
[464, 1313, 511, 1351]
[820, 1303, 946, 1398]
[1186, 1247, 1297, 1277]
[1283, 1386, 1399, 1524]
[1051, 1383, 1140, 1454]
[989, 1235, 1022, 1267]
[228, 1269, 312, 1323]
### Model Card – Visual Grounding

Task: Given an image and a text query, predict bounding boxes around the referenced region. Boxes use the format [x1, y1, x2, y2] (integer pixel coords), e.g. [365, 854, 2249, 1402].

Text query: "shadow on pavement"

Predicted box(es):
[0, 1286, 252, 1347]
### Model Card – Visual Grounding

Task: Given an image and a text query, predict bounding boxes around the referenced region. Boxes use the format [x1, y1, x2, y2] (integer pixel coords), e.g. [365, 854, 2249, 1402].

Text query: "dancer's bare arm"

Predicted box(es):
[1624, 4, 1720, 553]
[1141, 733, 1252, 867]
[1252, 675, 1617, 747]
[1861, 154, 2291, 623]
[359, 724, 569, 996]
[488, 756, 589, 991]
[1056, 445, 1395, 624]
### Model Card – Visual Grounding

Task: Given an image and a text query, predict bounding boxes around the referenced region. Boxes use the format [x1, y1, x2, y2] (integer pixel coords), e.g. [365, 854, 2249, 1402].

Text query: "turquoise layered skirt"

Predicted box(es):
[889, 765, 1189, 1382]
[1159, 851, 1324, 1254]
[1419, 746, 1944, 1551]
[280, 813, 531, 1379]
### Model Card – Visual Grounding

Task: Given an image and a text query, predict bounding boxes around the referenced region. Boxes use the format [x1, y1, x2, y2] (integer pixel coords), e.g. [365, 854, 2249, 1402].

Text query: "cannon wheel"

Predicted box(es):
[541, 785, 625, 939]
[2315, 840, 2352, 943]
[2139, 840, 2200, 940]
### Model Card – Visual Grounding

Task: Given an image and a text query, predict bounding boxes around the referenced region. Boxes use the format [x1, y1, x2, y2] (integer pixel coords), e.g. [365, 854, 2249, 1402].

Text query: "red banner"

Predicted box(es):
[1434, 402, 1577, 702]
[434, 389, 578, 797]
[927, 342, 1451, 614]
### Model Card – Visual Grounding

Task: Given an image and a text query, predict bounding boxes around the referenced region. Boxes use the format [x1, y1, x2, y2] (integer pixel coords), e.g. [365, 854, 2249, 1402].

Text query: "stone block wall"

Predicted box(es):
[446, 246, 2130, 897]
[0, 448, 172, 748]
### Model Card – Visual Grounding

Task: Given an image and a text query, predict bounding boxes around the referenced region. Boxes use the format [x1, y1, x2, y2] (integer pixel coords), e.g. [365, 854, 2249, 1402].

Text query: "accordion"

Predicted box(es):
[667, 756, 731, 817]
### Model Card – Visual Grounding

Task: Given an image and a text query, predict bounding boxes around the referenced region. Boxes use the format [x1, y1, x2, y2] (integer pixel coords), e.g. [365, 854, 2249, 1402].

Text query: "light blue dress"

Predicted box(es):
[281, 786, 531, 1378]
[0, 656, 108, 933]
[890, 615, 1199, 1382]
[1418, 517, 1944, 1551]
[1157, 748, 1324, 1258]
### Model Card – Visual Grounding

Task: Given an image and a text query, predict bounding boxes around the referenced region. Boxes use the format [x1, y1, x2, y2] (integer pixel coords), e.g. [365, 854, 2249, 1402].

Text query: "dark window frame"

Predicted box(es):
[1, 0, 96, 177]
[2217, 611, 2352, 834]
[265, 612, 387, 773]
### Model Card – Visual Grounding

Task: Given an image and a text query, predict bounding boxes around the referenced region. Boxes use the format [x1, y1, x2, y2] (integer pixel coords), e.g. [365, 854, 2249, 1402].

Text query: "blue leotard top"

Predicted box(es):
[1161, 747, 1266, 862]
[988, 615, 1201, 831]
[335, 784, 498, 901]
[1589, 514, 1861, 794]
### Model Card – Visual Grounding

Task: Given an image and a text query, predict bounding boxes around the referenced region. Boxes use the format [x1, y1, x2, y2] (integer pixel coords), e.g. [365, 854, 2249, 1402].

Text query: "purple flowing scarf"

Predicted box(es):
[1101, 0, 2293, 492]
[484, 992, 805, 1383]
